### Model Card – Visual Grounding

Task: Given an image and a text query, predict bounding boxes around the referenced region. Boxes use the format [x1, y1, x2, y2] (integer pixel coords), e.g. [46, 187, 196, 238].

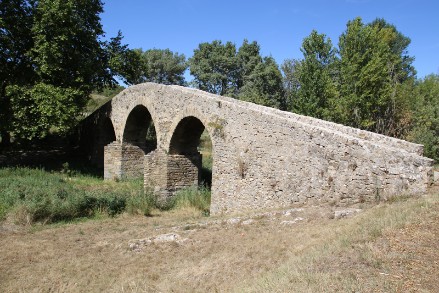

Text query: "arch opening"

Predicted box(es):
[117, 105, 158, 179]
[97, 117, 116, 169]
[169, 116, 213, 189]
[123, 105, 157, 153]
[102, 118, 116, 147]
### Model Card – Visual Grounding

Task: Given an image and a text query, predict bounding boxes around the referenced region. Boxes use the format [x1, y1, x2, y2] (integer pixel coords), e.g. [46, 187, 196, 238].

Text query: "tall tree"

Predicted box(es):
[407, 74, 439, 160]
[238, 56, 285, 109]
[236, 39, 263, 90]
[31, 0, 107, 92]
[0, 0, 35, 146]
[1, 0, 130, 143]
[293, 30, 338, 119]
[128, 48, 187, 86]
[337, 17, 415, 135]
[281, 59, 301, 111]
[189, 40, 238, 96]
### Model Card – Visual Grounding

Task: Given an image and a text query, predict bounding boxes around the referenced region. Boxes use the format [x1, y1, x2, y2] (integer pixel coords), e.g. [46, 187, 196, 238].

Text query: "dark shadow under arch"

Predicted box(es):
[169, 116, 213, 188]
[97, 117, 116, 168]
[123, 105, 157, 153]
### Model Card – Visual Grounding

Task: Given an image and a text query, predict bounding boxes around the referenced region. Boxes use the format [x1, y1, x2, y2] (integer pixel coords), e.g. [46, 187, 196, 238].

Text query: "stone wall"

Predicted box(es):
[144, 151, 201, 200]
[104, 142, 145, 179]
[93, 83, 434, 215]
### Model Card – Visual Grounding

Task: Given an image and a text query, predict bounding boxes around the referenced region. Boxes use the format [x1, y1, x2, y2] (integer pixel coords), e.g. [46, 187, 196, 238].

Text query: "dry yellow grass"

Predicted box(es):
[1, 192, 438, 292]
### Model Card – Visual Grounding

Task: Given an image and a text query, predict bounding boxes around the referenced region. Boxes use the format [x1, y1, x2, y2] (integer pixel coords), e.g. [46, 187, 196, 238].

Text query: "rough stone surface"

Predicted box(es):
[79, 82, 434, 215]
[334, 209, 362, 219]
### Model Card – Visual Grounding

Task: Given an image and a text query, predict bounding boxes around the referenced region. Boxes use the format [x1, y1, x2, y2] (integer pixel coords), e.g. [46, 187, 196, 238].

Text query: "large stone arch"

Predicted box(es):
[104, 102, 158, 179]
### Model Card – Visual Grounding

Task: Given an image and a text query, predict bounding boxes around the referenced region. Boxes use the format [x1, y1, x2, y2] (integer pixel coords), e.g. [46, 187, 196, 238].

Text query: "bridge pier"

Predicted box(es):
[144, 150, 202, 201]
[104, 141, 146, 180]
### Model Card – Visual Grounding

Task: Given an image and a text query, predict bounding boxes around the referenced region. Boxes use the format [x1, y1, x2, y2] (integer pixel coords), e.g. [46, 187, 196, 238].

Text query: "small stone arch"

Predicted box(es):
[96, 117, 116, 168]
[122, 104, 157, 153]
[106, 104, 158, 179]
[164, 115, 214, 191]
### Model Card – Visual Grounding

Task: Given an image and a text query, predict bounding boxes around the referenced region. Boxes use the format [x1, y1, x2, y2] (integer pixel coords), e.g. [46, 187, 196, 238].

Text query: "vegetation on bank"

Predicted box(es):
[0, 167, 211, 225]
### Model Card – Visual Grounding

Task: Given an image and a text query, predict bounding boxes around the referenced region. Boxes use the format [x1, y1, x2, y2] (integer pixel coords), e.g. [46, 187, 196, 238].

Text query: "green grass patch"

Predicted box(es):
[0, 167, 141, 224]
[0, 167, 211, 225]
[171, 186, 211, 216]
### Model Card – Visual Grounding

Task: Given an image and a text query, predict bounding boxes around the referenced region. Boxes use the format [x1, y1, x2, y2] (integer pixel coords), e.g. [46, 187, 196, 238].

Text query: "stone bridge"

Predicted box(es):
[78, 82, 434, 215]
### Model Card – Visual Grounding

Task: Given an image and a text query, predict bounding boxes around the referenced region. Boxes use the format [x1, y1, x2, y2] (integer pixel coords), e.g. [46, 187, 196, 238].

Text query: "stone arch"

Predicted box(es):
[166, 115, 214, 191]
[169, 116, 206, 155]
[96, 117, 116, 168]
[102, 117, 116, 146]
[105, 104, 158, 179]
[122, 104, 157, 153]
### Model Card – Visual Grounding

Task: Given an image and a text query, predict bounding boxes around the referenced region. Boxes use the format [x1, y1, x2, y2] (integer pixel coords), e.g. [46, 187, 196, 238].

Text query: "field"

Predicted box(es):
[0, 167, 438, 292]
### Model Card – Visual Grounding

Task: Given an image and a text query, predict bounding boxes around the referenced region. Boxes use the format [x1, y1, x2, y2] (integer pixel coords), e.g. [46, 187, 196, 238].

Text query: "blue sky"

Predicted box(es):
[101, 0, 439, 79]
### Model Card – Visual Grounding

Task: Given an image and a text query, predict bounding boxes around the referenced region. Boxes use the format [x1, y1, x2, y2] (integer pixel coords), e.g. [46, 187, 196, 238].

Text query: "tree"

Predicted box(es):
[189, 40, 238, 96]
[0, 0, 35, 145]
[31, 0, 108, 92]
[238, 56, 285, 109]
[406, 75, 439, 161]
[128, 48, 187, 86]
[0, 0, 130, 143]
[281, 58, 301, 112]
[104, 31, 142, 86]
[293, 30, 338, 119]
[337, 17, 415, 135]
[236, 39, 263, 90]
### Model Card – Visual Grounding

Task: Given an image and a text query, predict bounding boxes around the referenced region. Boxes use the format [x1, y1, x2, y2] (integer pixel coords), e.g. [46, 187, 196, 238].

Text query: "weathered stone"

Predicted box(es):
[78, 83, 433, 216]
[334, 208, 362, 219]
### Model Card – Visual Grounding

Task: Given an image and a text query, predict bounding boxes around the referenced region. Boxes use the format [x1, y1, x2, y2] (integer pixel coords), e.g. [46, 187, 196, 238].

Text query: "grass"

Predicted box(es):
[237, 194, 439, 292]
[1, 191, 437, 292]
[0, 167, 211, 225]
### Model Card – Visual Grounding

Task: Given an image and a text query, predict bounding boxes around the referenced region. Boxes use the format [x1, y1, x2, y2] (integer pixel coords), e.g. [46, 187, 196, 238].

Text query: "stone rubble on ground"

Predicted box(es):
[280, 217, 305, 225]
[334, 208, 362, 219]
[129, 233, 187, 252]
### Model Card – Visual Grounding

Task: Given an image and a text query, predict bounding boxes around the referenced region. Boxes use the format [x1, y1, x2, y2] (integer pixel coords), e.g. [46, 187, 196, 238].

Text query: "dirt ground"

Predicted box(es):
[1, 194, 438, 293]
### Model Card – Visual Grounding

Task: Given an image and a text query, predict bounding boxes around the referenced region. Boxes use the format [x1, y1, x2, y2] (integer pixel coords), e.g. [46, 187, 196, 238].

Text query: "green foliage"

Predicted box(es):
[189, 40, 239, 96]
[7, 83, 83, 139]
[104, 31, 141, 86]
[128, 48, 188, 86]
[32, 0, 107, 92]
[281, 59, 301, 111]
[293, 30, 338, 119]
[0, 168, 131, 223]
[0, 168, 212, 224]
[238, 57, 285, 109]
[126, 189, 156, 217]
[236, 39, 263, 89]
[337, 17, 415, 135]
[170, 186, 211, 216]
[189, 39, 285, 109]
[0, 0, 36, 144]
[96, 85, 125, 98]
[0, 0, 132, 144]
[406, 75, 439, 161]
